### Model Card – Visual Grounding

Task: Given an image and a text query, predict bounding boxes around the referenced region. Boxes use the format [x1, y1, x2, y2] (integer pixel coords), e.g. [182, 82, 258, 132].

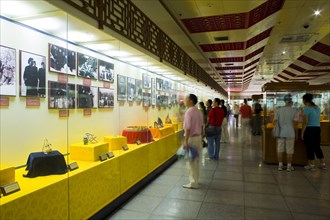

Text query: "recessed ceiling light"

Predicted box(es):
[281, 51, 286, 55]
[314, 10, 321, 16]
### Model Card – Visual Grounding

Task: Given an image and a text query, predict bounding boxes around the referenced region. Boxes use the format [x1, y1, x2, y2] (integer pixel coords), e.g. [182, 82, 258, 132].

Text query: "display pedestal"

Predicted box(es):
[320, 121, 330, 145]
[149, 127, 175, 139]
[104, 136, 127, 150]
[165, 123, 178, 131]
[70, 142, 109, 161]
[122, 129, 153, 144]
[0, 166, 15, 186]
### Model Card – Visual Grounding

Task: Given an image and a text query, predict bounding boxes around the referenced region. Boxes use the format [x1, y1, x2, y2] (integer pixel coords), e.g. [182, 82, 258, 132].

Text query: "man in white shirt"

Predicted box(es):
[274, 94, 297, 172]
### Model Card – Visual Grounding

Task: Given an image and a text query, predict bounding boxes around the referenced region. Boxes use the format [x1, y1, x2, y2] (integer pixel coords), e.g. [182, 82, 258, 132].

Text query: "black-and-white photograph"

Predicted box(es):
[48, 81, 75, 109]
[127, 77, 136, 102]
[77, 53, 98, 79]
[117, 75, 127, 101]
[143, 93, 151, 107]
[156, 78, 163, 91]
[49, 44, 76, 75]
[135, 79, 143, 102]
[0, 45, 16, 96]
[98, 88, 114, 108]
[20, 50, 46, 97]
[171, 93, 178, 105]
[98, 60, 114, 82]
[163, 80, 170, 91]
[156, 95, 168, 107]
[77, 85, 98, 109]
[143, 73, 151, 89]
[151, 78, 156, 105]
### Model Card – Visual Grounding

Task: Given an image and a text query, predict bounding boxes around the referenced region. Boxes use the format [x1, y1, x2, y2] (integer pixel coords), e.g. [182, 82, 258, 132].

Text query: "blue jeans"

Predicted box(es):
[207, 126, 222, 160]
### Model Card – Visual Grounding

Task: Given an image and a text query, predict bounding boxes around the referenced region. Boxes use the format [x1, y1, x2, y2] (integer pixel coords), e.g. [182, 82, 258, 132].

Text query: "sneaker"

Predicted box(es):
[318, 164, 327, 170]
[287, 166, 294, 172]
[278, 165, 284, 171]
[304, 164, 315, 171]
[182, 183, 200, 189]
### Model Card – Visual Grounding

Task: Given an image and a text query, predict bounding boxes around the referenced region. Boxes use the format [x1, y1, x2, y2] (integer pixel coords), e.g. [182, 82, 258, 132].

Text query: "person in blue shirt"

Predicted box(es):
[301, 93, 326, 170]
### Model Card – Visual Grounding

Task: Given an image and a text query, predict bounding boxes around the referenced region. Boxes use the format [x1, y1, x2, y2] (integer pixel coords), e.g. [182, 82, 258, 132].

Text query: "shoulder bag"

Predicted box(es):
[205, 108, 217, 137]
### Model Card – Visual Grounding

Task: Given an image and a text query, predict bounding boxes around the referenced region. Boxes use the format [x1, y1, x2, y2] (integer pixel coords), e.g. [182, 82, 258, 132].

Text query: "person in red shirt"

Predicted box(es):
[240, 99, 252, 139]
[206, 98, 225, 160]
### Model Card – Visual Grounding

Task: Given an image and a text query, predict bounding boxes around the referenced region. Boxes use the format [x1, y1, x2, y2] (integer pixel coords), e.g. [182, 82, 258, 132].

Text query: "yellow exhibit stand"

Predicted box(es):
[165, 123, 178, 131]
[0, 166, 15, 186]
[104, 136, 127, 150]
[149, 126, 175, 139]
[70, 142, 109, 161]
[0, 131, 183, 219]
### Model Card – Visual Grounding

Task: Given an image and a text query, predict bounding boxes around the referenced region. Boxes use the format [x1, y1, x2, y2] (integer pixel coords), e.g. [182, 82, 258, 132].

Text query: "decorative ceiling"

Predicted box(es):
[133, 0, 330, 93]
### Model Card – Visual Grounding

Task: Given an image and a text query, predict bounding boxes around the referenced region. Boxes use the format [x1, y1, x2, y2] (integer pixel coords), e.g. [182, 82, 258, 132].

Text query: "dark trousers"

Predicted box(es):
[253, 114, 261, 134]
[304, 127, 324, 160]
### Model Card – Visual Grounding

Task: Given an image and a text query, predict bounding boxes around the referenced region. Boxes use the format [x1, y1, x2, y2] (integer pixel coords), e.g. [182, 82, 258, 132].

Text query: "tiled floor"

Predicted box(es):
[108, 124, 330, 220]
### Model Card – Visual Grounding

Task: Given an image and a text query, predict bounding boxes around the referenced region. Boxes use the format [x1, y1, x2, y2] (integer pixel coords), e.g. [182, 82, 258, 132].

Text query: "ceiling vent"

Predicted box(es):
[224, 63, 234, 66]
[280, 34, 313, 43]
[214, 36, 229, 41]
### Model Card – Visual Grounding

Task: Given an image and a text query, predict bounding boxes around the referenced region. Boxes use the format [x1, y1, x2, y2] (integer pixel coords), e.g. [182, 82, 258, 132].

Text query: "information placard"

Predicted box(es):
[26, 97, 40, 106]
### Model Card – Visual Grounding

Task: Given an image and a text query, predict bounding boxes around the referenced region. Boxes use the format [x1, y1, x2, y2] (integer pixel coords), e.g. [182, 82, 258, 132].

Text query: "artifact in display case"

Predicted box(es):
[48, 81, 76, 109]
[165, 114, 172, 124]
[0, 45, 16, 96]
[122, 126, 153, 144]
[117, 75, 127, 101]
[83, 133, 98, 145]
[98, 87, 114, 108]
[77, 53, 98, 79]
[42, 139, 53, 154]
[98, 59, 114, 82]
[77, 85, 98, 108]
[19, 50, 46, 97]
[49, 43, 76, 75]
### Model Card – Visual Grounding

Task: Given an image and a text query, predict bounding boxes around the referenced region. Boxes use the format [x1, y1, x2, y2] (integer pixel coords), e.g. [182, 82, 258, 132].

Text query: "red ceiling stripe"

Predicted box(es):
[245, 46, 265, 60]
[182, 0, 284, 33]
[317, 62, 330, 66]
[297, 55, 321, 66]
[216, 66, 244, 70]
[278, 75, 289, 80]
[311, 42, 330, 56]
[219, 72, 243, 76]
[244, 58, 260, 69]
[209, 57, 244, 63]
[289, 64, 306, 73]
[244, 66, 257, 74]
[282, 70, 296, 77]
[305, 69, 330, 73]
[246, 28, 273, 48]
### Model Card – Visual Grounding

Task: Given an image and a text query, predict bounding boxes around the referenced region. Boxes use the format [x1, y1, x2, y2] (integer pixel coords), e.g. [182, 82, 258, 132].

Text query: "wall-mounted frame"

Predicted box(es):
[98, 87, 114, 108]
[19, 50, 46, 97]
[98, 60, 114, 83]
[127, 77, 136, 102]
[77, 53, 98, 80]
[48, 81, 76, 109]
[49, 43, 76, 75]
[77, 85, 98, 109]
[117, 75, 127, 101]
[156, 78, 163, 91]
[0, 45, 16, 96]
[135, 79, 142, 102]
[151, 78, 156, 106]
[143, 92, 151, 107]
[142, 73, 151, 89]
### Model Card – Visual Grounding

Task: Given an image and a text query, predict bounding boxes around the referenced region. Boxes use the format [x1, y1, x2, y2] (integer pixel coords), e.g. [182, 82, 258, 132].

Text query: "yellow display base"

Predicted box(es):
[70, 142, 109, 161]
[104, 136, 127, 151]
[0, 131, 183, 220]
[165, 123, 178, 131]
[0, 165, 15, 186]
[149, 126, 175, 139]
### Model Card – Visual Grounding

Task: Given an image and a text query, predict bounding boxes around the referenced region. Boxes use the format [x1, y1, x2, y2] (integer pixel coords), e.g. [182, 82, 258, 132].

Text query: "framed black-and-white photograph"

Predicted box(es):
[156, 78, 163, 91]
[98, 88, 114, 108]
[48, 81, 75, 109]
[49, 43, 76, 75]
[127, 77, 135, 102]
[143, 92, 151, 107]
[77, 53, 98, 79]
[142, 73, 151, 89]
[163, 80, 170, 91]
[151, 78, 156, 106]
[98, 60, 114, 82]
[20, 50, 46, 97]
[171, 93, 178, 105]
[77, 85, 98, 109]
[135, 79, 142, 102]
[117, 75, 127, 101]
[0, 45, 16, 96]
[156, 95, 168, 107]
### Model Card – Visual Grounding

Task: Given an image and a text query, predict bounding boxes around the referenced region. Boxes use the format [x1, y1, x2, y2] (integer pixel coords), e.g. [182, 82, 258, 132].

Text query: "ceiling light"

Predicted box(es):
[68, 31, 96, 42]
[314, 10, 321, 16]
[131, 61, 148, 66]
[83, 43, 116, 51]
[281, 51, 286, 55]
[0, 1, 39, 18]
[105, 50, 131, 57]
[124, 57, 145, 62]
[21, 17, 62, 31]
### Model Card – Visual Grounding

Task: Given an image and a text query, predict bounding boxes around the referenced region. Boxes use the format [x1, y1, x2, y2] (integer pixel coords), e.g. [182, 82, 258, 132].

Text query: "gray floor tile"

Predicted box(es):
[199, 170, 215, 179]
[285, 197, 330, 216]
[204, 189, 244, 206]
[153, 175, 182, 185]
[244, 182, 281, 195]
[292, 212, 330, 220]
[197, 203, 244, 219]
[216, 165, 243, 173]
[209, 179, 244, 192]
[162, 168, 186, 176]
[153, 198, 202, 219]
[147, 214, 182, 219]
[122, 195, 163, 213]
[245, 207, 293, 220]
[243, 166, 273, 175]
[279, 184, 322, 199]
[167, 185, 207, 201]
[140, 183, 174, 197]
[213, 171, 243, 181]
[109, 209, 150, 220]
[244, 173, 277, 184]
[245, 192, 289, 211]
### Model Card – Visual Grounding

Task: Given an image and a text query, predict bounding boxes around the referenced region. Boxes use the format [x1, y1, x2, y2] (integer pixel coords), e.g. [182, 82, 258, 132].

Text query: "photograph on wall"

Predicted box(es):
[135, 79, 143, 102]
[151, 78, 156, 106]
[48, 81, 75, 109]
[156, 95, 168, 107]
[98, 88, 114, 108]
[156, 78, 163, 91]
[143, 92, 151, 107]
[20, 50, 46, 97]
[142, 73, 151, 89]
[163, 80, 170, 91]
[117, 75, 127, 101]
[77, 85, 98, 109]
[0, 45, 16, 96]
[49, 44, 76, 75]
[127, 77, 136, 102]
[171, 93, 178, 105]
[77, 53, 98, 79]
[98, 60, 114, 82]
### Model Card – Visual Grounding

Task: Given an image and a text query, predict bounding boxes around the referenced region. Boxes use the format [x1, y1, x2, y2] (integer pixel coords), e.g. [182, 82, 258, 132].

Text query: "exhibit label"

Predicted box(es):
[59, 109, 69, 117]
[84, 109, 92, 116]
[26, 97, 40, 106]
[83, 78, 92, 86]
[58, 74, 68, 83]
[103, 82, 111, 88]
[0, 97, 9, 106]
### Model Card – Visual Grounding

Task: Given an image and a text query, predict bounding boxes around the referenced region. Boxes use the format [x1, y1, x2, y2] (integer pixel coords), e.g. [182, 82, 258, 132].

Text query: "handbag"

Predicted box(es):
[205, 108, 217, 137]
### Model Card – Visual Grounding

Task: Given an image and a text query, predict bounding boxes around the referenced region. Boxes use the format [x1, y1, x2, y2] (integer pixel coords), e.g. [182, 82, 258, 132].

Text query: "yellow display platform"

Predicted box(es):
[0, 131, 183, 219]
[0, 165, 15, 186]
[70, 142, 109, 161]
[104, 136, 127, 150]
[149, 126, 175, 139]
[165, 123, 178, 131]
